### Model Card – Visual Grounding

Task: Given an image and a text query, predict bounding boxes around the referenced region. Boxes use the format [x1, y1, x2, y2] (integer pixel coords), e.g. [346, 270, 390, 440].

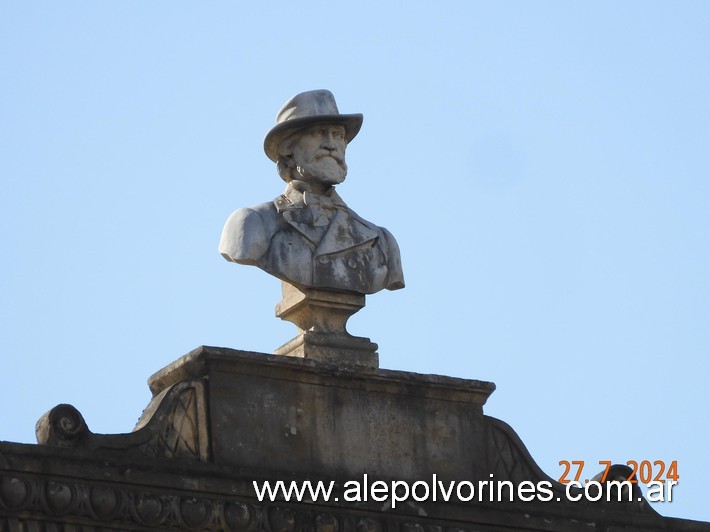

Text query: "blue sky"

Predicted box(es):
[1, 1, 708, 523]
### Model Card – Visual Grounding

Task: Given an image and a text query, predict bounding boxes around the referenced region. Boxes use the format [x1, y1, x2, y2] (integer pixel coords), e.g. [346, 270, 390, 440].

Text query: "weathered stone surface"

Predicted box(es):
[149, 347, 495, 481]
[1, 346, 708, 530]
[3, 439, 706, 531]
[220, 185, 404, 296]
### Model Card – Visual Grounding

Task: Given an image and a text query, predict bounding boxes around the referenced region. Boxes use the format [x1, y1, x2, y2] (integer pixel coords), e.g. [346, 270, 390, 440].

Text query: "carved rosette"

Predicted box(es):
[0, 472, 500, 532]
[0, 474, 257, 530]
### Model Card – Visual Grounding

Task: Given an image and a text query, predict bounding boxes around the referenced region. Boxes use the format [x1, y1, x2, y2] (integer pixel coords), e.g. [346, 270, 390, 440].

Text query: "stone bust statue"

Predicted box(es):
[219, 90, 404, 295]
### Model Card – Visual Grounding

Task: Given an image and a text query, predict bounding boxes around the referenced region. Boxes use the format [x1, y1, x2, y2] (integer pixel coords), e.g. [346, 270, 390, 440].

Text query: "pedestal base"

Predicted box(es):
[274, 330, 378, 367]
[274, 282, 379, 367]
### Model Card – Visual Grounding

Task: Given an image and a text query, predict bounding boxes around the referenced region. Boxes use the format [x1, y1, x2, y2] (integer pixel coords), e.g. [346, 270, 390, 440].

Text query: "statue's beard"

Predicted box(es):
[296, 155, 347, 186]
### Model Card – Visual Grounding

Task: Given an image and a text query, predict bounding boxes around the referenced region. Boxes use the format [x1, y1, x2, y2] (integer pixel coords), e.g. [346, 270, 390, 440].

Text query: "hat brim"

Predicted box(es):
[263, 113, 363, 162]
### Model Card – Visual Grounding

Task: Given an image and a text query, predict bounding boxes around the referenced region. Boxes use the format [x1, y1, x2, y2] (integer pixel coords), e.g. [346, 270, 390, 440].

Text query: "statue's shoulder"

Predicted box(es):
[226, 200, 280, 227]
[239, 200, 279, 218]
[219, 201, 279, 265]
[380, 225, 405, 290]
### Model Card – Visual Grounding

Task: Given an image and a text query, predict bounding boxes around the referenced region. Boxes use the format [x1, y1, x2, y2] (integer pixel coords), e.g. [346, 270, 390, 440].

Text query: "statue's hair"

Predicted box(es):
[276, 155, 293, 183]
[276, 134, 298, 183]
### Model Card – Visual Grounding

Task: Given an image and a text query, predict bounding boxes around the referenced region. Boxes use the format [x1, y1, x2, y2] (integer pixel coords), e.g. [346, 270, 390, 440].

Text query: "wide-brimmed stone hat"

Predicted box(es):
[264, 90, 363, 162]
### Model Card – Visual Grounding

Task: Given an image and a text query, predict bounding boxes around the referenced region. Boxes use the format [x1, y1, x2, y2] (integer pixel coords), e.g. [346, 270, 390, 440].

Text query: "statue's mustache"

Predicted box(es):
[315, 151, 344, 164]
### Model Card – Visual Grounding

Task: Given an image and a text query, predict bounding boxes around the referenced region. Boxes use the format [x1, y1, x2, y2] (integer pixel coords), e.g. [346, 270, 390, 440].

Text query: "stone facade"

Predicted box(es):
[1, 346, 708, 531]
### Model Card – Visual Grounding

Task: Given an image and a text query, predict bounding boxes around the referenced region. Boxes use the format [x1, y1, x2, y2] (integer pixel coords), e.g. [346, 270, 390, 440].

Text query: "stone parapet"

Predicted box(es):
[3, 346, 707, 531]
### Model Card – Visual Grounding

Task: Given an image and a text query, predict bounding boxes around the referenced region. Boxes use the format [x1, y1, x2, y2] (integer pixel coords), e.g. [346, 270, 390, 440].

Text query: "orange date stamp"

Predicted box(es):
[558, 460, 679, 485]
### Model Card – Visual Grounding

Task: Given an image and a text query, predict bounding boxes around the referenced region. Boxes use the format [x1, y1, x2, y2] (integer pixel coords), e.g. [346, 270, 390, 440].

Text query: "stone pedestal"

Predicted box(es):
[148, 347, 496, 482]
[274, 282, 378, 367]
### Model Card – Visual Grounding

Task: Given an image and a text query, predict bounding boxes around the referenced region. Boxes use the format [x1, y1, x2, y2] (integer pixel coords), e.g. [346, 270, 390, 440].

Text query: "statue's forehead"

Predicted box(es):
[300, 123, 346, 134]
[285, 123, 347, 148]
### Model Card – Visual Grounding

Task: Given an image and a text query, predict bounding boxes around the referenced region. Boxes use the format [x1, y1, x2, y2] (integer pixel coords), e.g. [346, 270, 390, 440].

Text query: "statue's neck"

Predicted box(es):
[290, 180, 334, 197]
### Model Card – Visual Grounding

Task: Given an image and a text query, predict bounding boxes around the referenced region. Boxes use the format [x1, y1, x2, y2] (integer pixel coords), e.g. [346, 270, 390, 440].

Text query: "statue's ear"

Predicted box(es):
[278, 136, 295, 158]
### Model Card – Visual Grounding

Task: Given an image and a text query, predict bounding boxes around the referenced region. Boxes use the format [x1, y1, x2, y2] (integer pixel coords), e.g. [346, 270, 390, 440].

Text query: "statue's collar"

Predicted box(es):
[275, 183, 347, 212]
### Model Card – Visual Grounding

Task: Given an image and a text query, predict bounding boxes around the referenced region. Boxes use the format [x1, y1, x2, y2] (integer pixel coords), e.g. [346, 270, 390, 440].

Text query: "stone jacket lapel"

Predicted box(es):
[275, 186, 379, 254]
[280, 208, 321, 247]
[314, 209, 379, 257]
[275, 186, 321, 246]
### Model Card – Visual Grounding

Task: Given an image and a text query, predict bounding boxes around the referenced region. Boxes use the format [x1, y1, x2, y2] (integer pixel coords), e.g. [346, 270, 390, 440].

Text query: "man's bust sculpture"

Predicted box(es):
[219, 90, 404, 295]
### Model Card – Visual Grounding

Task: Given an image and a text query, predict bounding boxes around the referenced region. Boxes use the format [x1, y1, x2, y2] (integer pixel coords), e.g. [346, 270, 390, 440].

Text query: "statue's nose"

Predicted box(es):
[321, 132, 337, 150]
